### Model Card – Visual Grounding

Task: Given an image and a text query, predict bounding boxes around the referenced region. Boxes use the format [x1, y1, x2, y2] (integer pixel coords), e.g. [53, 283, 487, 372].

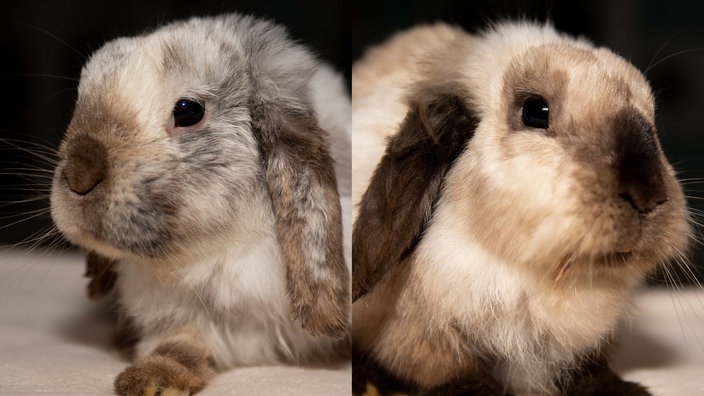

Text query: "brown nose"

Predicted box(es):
[61, 134, 108, 195]
[615, 110, 668, 215]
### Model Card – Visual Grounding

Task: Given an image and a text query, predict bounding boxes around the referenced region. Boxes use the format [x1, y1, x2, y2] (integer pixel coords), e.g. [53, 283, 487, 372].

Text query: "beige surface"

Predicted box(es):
[0, 250, 703, 395]
[612, 288, 704, 396]
[0, 251, 350, 395]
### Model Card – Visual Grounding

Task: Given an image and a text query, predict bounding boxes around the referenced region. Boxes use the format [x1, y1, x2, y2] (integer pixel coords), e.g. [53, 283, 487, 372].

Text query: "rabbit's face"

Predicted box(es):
[51, 29, 265, 260]
[353, 37, 689, 300]
[445, 43, 688, 276]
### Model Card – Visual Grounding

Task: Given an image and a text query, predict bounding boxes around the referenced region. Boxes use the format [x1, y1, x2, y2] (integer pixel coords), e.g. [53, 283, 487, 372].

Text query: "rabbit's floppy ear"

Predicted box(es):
[251, 98, 349, 340]
[352, 83, 479, 301]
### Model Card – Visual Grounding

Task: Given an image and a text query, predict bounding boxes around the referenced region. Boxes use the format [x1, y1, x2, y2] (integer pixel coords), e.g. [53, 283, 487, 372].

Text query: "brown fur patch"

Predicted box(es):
[62, 134, 108, 195]
[114, 356, 207, 396]
[613, 110, 667, 214]
[420, 373, 513, 396]
[352, 85, 479, 301]
[560, 352, 651, 396]
[84, 250, 118, 300]
[153, 341, 215, 373]
[114, 310, 140, 359]
[251, 99, 350, 340]
[84, 251, 141, 357]
[115, 340, 214, 396]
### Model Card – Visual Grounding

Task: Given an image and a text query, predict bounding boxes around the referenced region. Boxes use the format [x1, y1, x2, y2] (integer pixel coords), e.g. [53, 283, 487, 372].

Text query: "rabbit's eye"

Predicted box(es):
[173, 99, 205, 127]
[521, 98, 549, 129]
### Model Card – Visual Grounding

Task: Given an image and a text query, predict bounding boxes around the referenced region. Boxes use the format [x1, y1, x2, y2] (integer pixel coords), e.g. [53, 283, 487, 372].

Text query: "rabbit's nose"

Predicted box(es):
[62, 134, 108, 195]
[615, 110, 668, 215]
[619, 188, 667, 215]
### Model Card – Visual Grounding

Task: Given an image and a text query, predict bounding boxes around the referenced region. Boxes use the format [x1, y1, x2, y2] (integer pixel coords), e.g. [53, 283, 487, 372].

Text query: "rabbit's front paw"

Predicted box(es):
[114, 356, 206, 396]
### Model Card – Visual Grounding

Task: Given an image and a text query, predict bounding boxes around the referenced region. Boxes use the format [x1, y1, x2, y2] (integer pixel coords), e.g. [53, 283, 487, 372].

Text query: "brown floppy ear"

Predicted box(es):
[352, 86, 479, 301]
[251, 99, 349, 340]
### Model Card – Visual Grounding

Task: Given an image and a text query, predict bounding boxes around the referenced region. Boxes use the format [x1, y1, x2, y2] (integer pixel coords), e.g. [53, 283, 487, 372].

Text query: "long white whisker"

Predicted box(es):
[14, 20, 87, 60]
[0, 195, 50, 208]
[0, 138, 59, 156]
[15, 73, 79, 83]
[646, 24, 695, 72]
[0, 209, 52, 230]
[646, 48, 704, 74]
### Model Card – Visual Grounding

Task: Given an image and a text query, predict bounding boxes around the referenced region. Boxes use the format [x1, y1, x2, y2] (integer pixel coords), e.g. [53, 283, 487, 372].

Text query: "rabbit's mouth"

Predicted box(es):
[51, 170, 179, 260]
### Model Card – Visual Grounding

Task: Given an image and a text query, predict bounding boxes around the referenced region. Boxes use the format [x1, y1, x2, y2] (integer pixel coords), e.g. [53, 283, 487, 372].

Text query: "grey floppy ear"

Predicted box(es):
[352, 86, 479, 301]
[251, 98, 349, 340]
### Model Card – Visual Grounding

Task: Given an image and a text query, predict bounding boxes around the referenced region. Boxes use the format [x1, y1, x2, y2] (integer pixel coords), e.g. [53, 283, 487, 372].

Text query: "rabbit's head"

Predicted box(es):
[51, 15, 348, 339]
[353, 23, 689, 299]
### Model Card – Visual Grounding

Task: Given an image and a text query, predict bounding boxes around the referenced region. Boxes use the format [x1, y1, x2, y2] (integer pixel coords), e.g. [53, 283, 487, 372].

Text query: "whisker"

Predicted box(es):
[646, 24, 696, 72]
[672, 249, 703, 289]
[4, 224, 60, 255]
[0, 205, 51, 217]
[0, 184, 53, 191]
[682, 196, 704, 202]
[0, 137, 59, 155]
[0, 195, 50, 208]
[0, 144, 59, 169]
[14, 73, 80, 83]
[0, 167, 55, 175]
[0, 209, 52, 230]
[14, 20, 87, 60]
[645, 47, 704, 74]
[678, 178, 704, 185]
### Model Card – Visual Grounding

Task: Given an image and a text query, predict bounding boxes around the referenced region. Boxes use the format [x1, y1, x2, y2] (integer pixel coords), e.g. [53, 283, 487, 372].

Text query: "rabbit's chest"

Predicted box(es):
[413, 226, 633, 392]
[116, 237, 302, 365]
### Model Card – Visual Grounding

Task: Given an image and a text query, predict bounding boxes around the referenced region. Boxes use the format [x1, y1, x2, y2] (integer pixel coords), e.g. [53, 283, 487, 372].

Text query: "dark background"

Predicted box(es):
[1, 0, 703, 284]
[351, 0, 704, 285]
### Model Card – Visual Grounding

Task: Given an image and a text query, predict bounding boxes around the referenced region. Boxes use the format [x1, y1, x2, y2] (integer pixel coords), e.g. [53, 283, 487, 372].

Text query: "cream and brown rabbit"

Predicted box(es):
[51, 14, 351, 395]
[352, 22, 689, 395]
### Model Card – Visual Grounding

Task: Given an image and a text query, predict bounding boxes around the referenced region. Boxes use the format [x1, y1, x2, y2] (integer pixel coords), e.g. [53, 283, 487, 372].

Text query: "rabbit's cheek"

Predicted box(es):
[52, 152, 177, 258]
[100, 180, 179, 257]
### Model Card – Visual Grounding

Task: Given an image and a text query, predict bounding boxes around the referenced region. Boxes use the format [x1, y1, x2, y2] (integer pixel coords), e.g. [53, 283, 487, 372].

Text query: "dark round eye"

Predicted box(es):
[173, 99, 205, 127]
[521, 98, 549, 129]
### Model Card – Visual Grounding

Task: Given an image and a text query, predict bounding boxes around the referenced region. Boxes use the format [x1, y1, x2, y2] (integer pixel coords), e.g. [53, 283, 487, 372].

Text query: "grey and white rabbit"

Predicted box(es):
[51, 14, 351, 395]
[352, 22, 689, 395]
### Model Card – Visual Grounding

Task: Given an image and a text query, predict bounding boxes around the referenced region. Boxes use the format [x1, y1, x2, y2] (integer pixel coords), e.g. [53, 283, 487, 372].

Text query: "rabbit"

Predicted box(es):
[351, 21, 690, 396]
[50, 13, 351, 396]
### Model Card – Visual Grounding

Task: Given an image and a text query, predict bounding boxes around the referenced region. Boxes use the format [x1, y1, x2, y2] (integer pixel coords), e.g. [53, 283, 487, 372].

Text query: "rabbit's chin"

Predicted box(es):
[50, 199, 171, 261]
[59, 230, 169, 263]
[52, 213, 243, 264]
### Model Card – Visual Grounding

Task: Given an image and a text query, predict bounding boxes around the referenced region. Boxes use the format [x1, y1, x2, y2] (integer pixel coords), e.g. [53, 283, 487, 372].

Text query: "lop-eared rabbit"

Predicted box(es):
[51, 14, 351, 395]
[352, 22, 688, 396]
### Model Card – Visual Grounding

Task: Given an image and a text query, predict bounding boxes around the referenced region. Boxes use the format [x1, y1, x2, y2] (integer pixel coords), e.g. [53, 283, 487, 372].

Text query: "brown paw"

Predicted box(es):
[114, 356, 207, 396]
